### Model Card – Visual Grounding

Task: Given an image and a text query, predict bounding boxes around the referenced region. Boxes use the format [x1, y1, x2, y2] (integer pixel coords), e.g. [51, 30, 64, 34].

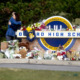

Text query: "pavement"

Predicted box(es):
[0, 59, 80, 72]
[0, 59, 80, 66]
[0, 63, 80, 72]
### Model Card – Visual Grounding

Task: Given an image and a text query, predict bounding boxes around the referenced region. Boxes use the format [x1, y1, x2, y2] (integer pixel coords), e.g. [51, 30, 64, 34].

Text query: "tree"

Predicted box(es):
[0, 0, 80, 41]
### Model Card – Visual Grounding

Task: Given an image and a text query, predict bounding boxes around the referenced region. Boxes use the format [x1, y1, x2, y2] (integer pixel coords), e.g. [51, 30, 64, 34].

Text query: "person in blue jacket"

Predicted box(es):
[6, 12, 21, 41]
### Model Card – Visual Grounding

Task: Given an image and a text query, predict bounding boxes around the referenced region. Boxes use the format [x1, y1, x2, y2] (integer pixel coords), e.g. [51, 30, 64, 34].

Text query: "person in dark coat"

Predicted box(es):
[6, 12, 21, 41]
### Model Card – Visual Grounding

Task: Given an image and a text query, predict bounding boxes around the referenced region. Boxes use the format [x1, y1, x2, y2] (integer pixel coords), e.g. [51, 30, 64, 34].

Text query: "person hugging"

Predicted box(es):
[6, 12, 21, 42]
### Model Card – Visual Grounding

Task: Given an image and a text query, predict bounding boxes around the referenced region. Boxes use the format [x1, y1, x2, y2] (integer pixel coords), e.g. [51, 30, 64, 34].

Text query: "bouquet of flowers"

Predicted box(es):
[5, 40, 19, 59]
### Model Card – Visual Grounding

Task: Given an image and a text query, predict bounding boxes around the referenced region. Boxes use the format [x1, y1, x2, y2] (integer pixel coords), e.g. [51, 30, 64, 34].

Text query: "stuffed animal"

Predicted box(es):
[66, 51, 76, 60]
[19, 46, 28, 58]
[18, 42, 29, 58]
[75, 51, 80, 60]
[19, 42, 30, 50]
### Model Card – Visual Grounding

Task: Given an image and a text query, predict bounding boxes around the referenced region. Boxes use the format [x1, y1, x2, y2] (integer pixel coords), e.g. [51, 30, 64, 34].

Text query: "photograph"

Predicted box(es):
[0, 0, 80, 80]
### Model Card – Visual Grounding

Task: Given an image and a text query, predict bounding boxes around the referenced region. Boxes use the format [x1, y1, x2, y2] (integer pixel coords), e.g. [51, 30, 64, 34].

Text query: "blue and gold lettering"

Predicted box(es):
[41, 32, 44, 36]
[36, 32, 40, 36]
[48, 33, 51, 36]
[68, 33, 71, 36]
[72, 32, 75, 36]
[77, 33, 80, 36]
[19, 32, 22, 36]
[56, 32, 59, 36]
[53, 33, 54, 36]
[60, 33, 64, 36]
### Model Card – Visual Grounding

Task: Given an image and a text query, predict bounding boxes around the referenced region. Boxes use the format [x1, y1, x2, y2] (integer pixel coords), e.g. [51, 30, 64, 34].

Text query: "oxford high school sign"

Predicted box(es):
[17, 16, 78, 51]
[17, 31, 80, 38]
[35, 31, 80, 38]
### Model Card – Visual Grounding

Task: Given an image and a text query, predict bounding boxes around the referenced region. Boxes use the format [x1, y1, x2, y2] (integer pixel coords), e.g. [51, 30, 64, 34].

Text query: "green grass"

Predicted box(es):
[0, 68, 80, 80]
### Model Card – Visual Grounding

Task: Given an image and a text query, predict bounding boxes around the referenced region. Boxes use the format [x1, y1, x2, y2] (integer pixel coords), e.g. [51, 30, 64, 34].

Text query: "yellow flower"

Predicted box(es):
[26, 27, 32, 32]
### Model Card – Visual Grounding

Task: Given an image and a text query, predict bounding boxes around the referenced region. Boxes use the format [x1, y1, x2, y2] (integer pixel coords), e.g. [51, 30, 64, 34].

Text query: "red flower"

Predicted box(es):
[22, 26, 26, 31]
[40, 23, 45, 29]
[61, 52, 66, 55]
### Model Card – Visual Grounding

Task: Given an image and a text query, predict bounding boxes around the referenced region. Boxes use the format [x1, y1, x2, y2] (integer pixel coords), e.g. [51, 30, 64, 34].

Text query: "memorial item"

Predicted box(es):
[19, 42, 30, 50]
[19, 47, 28, 58]
[1, 41, 8, 50]
[0, 51, 5, 58]
[44, 50, 53, 60]
[4, 40, 19, 58]
[23, 26, 36, 42]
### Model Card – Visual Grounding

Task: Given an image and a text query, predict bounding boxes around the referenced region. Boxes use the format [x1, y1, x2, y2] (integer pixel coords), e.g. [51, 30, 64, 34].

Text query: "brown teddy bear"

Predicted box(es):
[18, 42, 30, 58]
[66, 50, 75, 60]
[19, 47, 28, 58]
[19, 42, 30, 51]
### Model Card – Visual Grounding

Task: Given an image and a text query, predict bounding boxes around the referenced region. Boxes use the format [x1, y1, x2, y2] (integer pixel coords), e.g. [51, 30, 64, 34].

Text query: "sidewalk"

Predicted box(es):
[0, 59, 80, 66]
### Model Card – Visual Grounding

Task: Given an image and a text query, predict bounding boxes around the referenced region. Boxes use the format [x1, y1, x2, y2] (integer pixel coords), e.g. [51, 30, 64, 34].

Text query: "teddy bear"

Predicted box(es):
[66, 50, 75, 60]
[18, 42, 30, 58]
[18, 42, 30, 51]
[19, 46, 28, 58]
[14, 46, 28, 59]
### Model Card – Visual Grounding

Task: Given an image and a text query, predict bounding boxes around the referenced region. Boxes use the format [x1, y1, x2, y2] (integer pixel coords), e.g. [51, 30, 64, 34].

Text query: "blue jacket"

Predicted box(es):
[6, 17, 21, 37]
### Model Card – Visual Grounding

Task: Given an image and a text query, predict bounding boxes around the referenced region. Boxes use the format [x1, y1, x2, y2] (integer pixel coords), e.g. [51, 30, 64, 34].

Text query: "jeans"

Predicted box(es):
[15, 35, 22, 42]
[6, 36, 14, 41]
[6, 35, 22, 42]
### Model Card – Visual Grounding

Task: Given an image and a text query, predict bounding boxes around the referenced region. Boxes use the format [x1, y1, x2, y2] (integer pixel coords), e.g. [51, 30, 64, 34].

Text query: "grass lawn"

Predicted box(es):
[0, 68, 80, 80]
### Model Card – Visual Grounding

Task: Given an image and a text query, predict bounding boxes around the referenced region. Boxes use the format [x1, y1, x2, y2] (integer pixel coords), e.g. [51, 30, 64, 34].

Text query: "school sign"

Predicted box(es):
[17, 16, 80, 51]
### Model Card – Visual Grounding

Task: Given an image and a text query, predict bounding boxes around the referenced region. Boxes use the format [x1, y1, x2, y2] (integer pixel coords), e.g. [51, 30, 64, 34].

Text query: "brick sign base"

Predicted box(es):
[22, 38, 80, 52]
[70, 39, 80, 51]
